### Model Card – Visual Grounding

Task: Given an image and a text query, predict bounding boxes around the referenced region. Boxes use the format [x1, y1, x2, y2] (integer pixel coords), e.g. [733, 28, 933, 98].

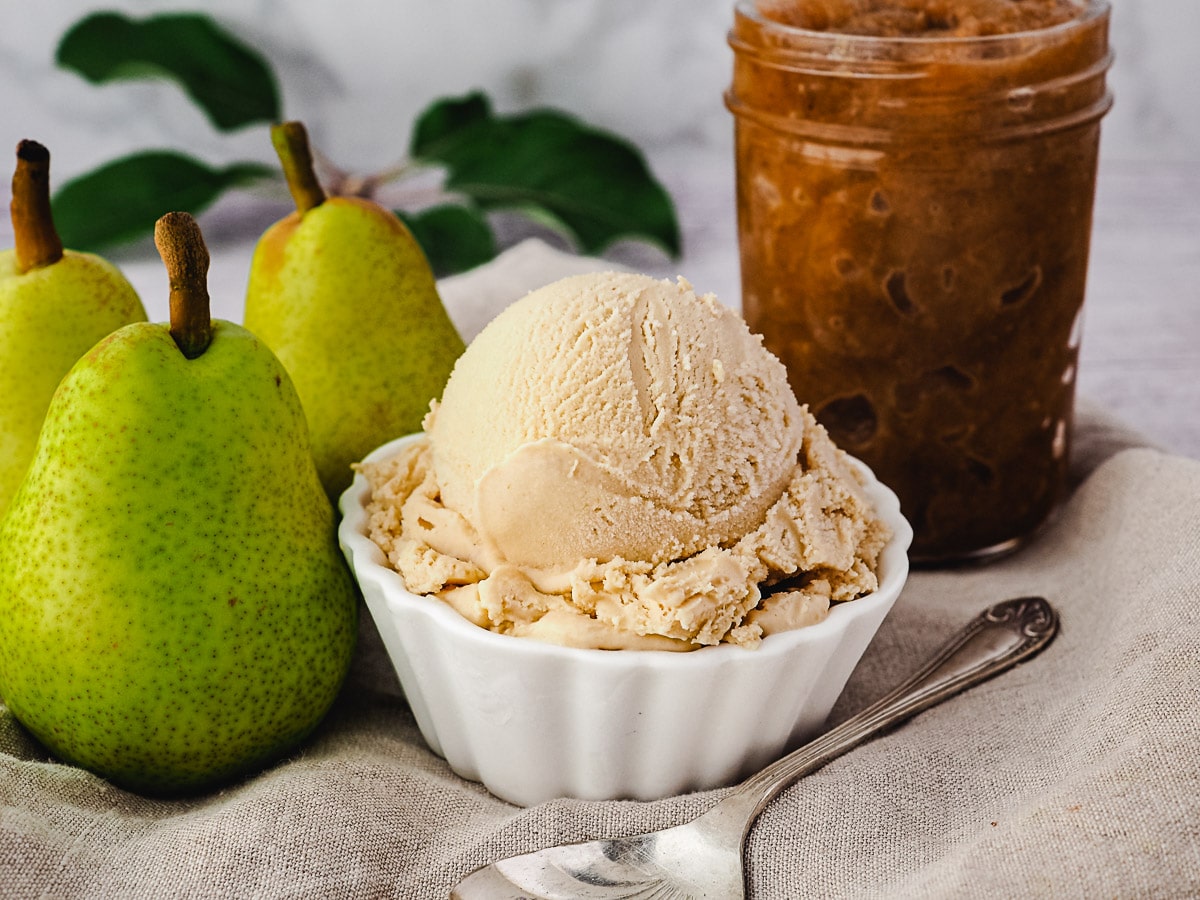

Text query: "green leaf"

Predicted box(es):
[52, 151, 273, 251]
[56, 11, 281, 131]
[410, 93, 491, 151]
[410, 93, 681, 258]
[397, 203, 498, 277]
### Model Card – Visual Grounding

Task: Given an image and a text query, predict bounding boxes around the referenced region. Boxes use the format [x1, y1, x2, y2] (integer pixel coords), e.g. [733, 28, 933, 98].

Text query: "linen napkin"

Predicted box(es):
[1, 241, 1197, 899]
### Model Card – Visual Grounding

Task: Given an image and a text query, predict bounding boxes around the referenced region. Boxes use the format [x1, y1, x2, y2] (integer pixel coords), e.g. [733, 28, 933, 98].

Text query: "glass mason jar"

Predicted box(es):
[727, 1, 1112, 564]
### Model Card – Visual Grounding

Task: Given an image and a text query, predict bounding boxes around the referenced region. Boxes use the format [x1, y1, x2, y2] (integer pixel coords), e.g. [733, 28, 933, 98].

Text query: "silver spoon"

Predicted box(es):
[450, 596, 1058, 900]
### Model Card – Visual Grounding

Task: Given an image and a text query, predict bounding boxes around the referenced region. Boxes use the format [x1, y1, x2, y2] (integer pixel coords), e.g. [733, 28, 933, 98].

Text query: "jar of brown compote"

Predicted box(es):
[727, 0, 1112, 563]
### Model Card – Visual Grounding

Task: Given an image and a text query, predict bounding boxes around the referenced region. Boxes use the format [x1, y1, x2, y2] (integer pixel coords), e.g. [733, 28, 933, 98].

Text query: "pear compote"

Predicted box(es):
[727, 0, 1112, 562]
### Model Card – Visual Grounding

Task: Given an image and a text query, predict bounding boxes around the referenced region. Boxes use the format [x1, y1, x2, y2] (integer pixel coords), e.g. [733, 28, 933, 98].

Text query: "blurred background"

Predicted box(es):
[2, 1, 1198, 455]
[3, 0, 1196, 192]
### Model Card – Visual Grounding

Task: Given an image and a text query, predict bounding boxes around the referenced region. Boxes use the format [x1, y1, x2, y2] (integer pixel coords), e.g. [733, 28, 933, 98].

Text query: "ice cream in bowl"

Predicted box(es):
[338, 272, 912, 806]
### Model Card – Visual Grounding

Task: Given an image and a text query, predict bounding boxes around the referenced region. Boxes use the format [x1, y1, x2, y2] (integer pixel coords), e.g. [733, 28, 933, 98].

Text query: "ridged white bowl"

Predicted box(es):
[339, 434, 912, 807]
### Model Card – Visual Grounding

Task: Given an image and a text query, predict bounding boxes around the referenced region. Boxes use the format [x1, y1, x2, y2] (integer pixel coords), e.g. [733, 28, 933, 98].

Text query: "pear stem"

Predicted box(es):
[272, 121, 326, 214]
[154, 212, 213, 359]
[11, 140, 64, 273]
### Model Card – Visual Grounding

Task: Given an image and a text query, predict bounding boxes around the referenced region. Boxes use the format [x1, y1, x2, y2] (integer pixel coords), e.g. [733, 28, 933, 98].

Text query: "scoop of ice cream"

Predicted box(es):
[359, 272, 891, 651]
[428, 272, 805, 570]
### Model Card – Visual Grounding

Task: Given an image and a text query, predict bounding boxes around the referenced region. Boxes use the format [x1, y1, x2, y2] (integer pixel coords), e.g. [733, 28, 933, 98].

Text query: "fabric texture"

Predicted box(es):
[2, 242, 1198, 899]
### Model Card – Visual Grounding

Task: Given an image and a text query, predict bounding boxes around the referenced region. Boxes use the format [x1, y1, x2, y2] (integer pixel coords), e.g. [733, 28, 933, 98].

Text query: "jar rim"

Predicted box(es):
[734, 0, 1110, 51]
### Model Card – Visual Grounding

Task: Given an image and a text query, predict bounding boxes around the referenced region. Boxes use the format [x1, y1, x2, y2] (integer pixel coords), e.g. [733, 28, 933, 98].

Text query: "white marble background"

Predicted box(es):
[1, 0, 1197, 182]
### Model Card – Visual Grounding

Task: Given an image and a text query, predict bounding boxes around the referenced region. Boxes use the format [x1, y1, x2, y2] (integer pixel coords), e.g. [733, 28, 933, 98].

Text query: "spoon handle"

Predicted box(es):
[714, 596, 1058, 828]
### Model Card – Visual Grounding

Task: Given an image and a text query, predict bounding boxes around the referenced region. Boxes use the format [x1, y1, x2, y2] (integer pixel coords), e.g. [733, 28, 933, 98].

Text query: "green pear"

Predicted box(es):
[244, 121, 465, 500]
[0, 140, 146, 514]
[0, 212, 357, 796]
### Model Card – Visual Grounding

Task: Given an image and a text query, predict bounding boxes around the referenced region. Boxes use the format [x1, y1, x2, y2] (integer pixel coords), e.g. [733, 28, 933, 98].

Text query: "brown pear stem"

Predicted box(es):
[154, 212, 213, 359]
[272, 121, 326, 214]
[11, 140, 64, 273]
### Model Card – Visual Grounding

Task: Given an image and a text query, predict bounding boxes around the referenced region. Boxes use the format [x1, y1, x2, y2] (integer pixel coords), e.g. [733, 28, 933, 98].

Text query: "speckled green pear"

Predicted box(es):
[244, 121, 464, 500]
[0, 213, 357, 796]
[0, 140, 146, 515]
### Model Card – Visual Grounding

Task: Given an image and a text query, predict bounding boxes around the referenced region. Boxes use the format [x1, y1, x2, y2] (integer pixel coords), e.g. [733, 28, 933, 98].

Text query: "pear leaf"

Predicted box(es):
[56, 11, 281, 131]
[410, 93, 491, 150]
[51, 151, 273, 251]
[410, 92, 681, 258]
[396, 203, 498, 277]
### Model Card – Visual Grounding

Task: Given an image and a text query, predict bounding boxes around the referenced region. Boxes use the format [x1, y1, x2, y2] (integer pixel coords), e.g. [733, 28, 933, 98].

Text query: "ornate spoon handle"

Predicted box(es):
[709, 597, 1058, 830]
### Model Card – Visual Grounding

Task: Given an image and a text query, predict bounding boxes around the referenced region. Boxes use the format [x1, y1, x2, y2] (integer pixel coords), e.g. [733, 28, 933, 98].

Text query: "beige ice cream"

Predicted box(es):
[360, 272, 890, 650]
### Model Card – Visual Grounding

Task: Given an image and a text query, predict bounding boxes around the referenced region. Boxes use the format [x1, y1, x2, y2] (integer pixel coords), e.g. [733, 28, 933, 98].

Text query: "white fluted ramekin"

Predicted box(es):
[339, 433, 912, 807]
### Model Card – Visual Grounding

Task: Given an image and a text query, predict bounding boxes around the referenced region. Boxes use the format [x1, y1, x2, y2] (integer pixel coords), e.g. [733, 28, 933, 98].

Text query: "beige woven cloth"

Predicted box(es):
[2, 243, 1198, 899]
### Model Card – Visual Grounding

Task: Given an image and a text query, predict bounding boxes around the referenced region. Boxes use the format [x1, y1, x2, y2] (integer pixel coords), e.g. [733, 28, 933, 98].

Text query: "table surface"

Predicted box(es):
[1072, 160, 1200, 460]
[3, 153, 1197, 461]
